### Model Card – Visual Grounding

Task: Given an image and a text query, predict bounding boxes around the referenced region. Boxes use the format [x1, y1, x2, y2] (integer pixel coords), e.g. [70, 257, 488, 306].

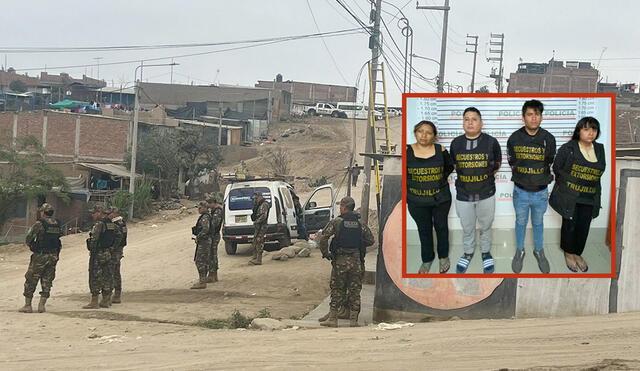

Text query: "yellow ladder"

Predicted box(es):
[367, 61, 392, 198]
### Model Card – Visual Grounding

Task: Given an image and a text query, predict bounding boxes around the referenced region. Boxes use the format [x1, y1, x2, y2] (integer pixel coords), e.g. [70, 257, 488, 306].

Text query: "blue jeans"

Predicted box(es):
[513, 185, 548, 251]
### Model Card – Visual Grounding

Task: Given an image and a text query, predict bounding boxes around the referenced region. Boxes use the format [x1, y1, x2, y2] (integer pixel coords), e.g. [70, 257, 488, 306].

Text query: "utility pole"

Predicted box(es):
[360, 0, 383, 227]
[465, 34, 478, 93]
[417, 0, 450, 93]
[93, 57, 103, 80]
[488, 33, 504, 92]
[170, 58, 174, 84]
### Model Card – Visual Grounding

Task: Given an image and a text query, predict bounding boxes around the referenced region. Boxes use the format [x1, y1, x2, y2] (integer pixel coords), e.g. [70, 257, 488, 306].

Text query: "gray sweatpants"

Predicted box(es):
[455, 195, 495, 255]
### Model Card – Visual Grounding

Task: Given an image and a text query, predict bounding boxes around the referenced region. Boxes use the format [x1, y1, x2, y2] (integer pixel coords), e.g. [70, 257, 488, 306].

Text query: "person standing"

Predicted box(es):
[550, 117, 606, 272]
[450, 107, 502, 274]
[191, 202, 212, 289]
[249, 191, 270, 266]
[83, 205, 120, 309]
[317, 196, 374, 327]
[507, 100, 556, 273]
[108, 206, 127, 303]
[207, 195, 224, 283]
[406, 120, 454, 274]
[19, 203, 62, 313]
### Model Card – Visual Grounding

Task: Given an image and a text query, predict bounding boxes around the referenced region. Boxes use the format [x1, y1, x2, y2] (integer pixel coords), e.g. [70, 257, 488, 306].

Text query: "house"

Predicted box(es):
[506, 60, 598, 93]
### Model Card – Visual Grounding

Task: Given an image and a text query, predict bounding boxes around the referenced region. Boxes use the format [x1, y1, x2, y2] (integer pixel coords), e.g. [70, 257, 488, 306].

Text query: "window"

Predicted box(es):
[228, 187, 271, 211]
[280, 187, 293, 209]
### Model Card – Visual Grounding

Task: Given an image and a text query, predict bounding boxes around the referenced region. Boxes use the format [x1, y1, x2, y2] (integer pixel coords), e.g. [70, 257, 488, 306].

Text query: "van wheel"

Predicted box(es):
[277, 233, 291, 249]
[331, 111, 340, 118]
[225, 241, 237, 255]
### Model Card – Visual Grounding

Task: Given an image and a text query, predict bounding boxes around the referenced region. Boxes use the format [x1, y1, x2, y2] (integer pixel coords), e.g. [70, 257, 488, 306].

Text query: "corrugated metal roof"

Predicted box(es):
[78, 163, 140, 178]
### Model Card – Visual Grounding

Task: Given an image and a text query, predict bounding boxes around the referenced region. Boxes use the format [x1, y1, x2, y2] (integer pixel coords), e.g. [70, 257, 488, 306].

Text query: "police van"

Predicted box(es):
[222, 178, 336, 255]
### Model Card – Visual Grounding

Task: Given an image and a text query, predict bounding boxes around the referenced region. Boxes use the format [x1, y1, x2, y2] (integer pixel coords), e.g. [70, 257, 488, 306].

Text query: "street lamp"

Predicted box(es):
[129, 61, 178, 219]
[411, 53, 440, 65]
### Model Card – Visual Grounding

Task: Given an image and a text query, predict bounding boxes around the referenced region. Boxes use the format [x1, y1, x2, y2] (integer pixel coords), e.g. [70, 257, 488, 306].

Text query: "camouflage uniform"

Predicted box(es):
[193, 212, 212, 278]
[87, 217, 121, 296]
[250, 198, 271, 264]
[24, 218, 62, 299]
[318, 211, 374, 315]
[111, 216, 127, 293]
[209, 206, 223, 272]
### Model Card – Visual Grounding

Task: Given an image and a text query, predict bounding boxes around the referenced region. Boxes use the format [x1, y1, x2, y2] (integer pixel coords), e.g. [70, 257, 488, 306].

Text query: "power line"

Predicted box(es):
[306, 0, 350, 85]
[12, 28, 365, 72]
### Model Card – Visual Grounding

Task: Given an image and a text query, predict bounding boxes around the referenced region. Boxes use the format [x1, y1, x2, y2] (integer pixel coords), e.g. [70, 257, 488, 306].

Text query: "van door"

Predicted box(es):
[278, 186, 298, 238]
[302, 183, 335, 234]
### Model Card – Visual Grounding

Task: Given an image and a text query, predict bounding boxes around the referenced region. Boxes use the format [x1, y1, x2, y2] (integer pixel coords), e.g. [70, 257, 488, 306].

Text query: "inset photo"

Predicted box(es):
[402, 94, 615, 277]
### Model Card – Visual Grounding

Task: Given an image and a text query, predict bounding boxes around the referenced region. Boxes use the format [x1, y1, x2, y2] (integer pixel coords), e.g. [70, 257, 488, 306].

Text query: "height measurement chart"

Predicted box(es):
[405, 96, 612, 229]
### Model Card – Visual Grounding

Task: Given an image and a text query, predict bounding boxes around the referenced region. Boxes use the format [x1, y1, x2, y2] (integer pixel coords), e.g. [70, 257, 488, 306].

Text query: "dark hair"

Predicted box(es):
[572, 116, 601, 141]
[522, 99, 544, 116]
[463, 107, 482, 118]
[44, 210, 54, 217]
[413, 120, 437, 136]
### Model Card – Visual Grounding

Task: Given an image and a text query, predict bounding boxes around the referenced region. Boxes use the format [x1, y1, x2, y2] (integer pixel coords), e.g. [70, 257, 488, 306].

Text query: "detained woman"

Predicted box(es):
[549, 117, 606, 272]
[406, 121, 454, 273]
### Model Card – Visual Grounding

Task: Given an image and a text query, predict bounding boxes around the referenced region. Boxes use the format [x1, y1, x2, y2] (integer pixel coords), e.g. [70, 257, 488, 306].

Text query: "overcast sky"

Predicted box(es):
[1, 0, 638, 105]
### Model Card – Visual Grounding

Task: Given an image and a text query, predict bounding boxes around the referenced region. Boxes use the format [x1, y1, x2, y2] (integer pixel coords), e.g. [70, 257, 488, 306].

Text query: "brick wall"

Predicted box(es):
[0, 110, 130, 161]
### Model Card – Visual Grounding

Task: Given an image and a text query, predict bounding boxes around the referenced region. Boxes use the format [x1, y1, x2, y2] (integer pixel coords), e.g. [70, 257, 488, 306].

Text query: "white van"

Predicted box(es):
[336, 102, 383, 120]
[222, 179, 336, 255]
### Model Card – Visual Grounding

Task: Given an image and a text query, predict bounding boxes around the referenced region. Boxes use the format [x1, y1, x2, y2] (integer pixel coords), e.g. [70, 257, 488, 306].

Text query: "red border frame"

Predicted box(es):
[401, 93, 616, 278]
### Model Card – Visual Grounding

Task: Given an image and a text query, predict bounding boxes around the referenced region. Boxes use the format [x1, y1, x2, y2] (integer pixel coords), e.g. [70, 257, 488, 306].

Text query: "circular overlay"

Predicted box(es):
[383, 202, 504, 310]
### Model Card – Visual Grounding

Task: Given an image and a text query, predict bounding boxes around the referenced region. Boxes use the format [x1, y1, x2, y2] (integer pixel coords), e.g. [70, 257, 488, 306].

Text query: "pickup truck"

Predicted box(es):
[305, 103, 343, 118]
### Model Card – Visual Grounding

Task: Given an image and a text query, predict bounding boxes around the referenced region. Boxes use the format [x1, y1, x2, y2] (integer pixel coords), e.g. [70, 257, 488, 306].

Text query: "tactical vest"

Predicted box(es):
[509, 128, 554, 187]
[333, 213, 362, 250]
[453, 134, 496, 196]
[406, 144, 451, 205]
[97, 218, 117, 249]
[192, 213, 209, 236]
[36, 218, 62, 253]
[557, 143, 605, 204]
[115, 220, 127, 247]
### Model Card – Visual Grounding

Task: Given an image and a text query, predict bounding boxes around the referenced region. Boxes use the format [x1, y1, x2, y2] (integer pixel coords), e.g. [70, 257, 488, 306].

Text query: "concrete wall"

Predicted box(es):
[373, 157, 640, 321]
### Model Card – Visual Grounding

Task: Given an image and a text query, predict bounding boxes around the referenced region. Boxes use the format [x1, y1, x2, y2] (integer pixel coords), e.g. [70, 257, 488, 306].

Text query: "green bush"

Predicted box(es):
[256, 307, 271, 318]
[308, 175, 329, 188]
[111, 191, 132, 218]
[228, 310, 253, 329]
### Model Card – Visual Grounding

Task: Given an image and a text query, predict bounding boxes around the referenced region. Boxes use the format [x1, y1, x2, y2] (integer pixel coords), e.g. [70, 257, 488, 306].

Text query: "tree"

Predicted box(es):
[0, 136, 68, 232]
[264, 146, 290, 175]
[9, 80, 28, 93]
[127, 125, 223, 190]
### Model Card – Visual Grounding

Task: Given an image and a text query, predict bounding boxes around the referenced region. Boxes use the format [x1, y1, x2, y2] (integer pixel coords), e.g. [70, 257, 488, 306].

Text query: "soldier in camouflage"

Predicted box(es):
[108, 206, 127, 304]
[318, 196, 374, 327]
[83, 204, 122, 309]
[207, 195, 224, 283]
[249, 191, 270, 266]
[191, 201, 212, 289]
[19, 203, 63, 313]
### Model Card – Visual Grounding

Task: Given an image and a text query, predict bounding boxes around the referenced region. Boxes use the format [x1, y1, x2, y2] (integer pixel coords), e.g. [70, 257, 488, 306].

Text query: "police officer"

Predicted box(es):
[249, 191, 270, 266]
[108, 206, 127, 303]
[318, 196, 374, 327]
[206, 195, 223, 282]
[191, 201, 212, 289]
[83, 204, 121, 309]
[19, 203, 62, 313]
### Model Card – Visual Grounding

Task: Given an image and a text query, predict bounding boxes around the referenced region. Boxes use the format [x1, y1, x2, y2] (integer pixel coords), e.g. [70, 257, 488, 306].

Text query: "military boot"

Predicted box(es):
[18, 297, 33, 313]
[99, 292, 112, 308]
[349, 311, 360, 327]
[111, 290, 122, 304]
[82, 295, 100, 309]
[319, 310, 338, 327]
[205, 271, 218, 283]
[190, 278, 207, 289]
[37, 297, 48, 313]
[337, 306, 350, 320]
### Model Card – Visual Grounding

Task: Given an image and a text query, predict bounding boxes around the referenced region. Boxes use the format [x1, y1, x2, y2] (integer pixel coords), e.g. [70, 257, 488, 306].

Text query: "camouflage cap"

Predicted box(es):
[206, 192, 223, 204]
[198, 201, 209, 208]
[39, 203, 54, 213]
[339, 196, 356, 209]
[253, 191, 263, 197]
[89, 204, 105, 213]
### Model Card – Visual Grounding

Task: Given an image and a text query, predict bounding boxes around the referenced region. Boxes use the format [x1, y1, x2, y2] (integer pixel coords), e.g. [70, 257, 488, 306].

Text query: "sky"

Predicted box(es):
[1, 0, 638, 105]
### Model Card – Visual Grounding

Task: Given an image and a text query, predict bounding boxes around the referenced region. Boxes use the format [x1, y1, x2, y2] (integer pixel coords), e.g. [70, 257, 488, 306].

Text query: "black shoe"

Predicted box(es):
[511, 249, 525, 273]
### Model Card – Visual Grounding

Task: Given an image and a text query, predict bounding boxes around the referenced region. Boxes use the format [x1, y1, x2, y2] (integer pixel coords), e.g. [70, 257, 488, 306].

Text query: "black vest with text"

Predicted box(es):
[334, 213, 362, 250]
[406, 144, 451, 206]
[97, 217, 116, 249]
[509, 127, 554, 188]
[452, 134, 495, 196]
